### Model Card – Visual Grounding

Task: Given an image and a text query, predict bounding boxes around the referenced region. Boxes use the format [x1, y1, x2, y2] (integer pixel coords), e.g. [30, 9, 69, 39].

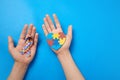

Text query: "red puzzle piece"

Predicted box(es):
[59, 32, 66, 39]
[47, 40, 53, 46]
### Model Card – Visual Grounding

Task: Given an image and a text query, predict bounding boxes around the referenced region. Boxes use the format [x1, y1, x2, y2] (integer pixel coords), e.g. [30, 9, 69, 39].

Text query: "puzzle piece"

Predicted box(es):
[47, 40, 53, 46]
[58, 38, 66, 45]
[47, 33, 53, 39]
[52, 33, 60, 39]
[59, 32, 66, 39]
[51, 44, 61, 50]
[53, 39, 59, 45]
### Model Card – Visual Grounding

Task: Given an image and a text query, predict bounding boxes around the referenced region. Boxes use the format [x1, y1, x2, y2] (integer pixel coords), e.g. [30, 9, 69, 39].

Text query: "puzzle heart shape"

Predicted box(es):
[46, 32, 66, 50]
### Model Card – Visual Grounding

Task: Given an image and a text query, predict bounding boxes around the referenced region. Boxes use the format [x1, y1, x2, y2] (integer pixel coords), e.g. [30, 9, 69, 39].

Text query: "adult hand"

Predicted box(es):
[42, 14, 72, 55]
[8, 24, 38, 65]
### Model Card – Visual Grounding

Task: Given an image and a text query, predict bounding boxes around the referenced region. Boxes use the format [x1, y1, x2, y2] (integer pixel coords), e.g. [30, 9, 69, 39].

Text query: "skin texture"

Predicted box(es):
[42, 14, 85, 80]
[8, 24, 38, 80]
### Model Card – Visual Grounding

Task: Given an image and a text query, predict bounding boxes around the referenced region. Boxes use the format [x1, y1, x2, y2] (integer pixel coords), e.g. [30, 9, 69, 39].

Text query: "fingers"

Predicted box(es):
[20, 24, 28, 39]
[8, 36, 14, 52]
[53, 14, 61, 29]
[27, 24, 33, 36]
[43, 14, 62, 32]
[67, 25, 72, 39]
[31, 27, 36, 38]
[42, 24, 48, 36]
[34, 33, 38, 47]
[44, 18, 51, 32]
[31, 33, 38, 57]
[46, 14, 55, 30]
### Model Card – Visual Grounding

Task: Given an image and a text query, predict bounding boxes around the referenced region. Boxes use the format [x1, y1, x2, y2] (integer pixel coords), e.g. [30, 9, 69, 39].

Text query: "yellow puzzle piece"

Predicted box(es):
[58, 38, 66, 45]
[52, 33, 60, 39]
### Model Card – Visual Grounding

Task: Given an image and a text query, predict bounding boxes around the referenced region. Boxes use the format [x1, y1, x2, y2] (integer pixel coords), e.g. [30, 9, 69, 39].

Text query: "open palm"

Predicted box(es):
[8, 24, 38, 64]
[42, 14, 72, 54]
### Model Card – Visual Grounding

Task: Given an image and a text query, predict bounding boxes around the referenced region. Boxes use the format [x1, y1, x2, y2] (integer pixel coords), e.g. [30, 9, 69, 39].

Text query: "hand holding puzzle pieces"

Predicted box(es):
[46, 32, 66, 50]
[20, 37, 33, 57]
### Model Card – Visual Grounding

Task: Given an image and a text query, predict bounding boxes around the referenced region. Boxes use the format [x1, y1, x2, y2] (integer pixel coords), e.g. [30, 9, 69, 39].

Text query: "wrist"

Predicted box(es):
[14, 61, 28, 69]
[8, 62, 28, 80]
[57, 49, 70, 59]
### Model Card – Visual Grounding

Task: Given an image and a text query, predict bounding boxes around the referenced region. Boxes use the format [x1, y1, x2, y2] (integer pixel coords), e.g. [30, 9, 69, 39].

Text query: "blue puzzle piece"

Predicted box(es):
[53, 39, 59, 45]
[52, 39, 62, 50]
[51, 44, 62, 50]
[46, 33, 53, 39]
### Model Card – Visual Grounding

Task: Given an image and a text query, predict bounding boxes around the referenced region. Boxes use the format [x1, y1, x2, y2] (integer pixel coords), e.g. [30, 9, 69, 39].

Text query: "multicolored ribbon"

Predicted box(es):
[20, 37, 33, 57]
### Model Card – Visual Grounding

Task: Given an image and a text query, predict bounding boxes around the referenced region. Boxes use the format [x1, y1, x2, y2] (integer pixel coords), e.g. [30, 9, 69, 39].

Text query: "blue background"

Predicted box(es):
[0, 0, 120, 80]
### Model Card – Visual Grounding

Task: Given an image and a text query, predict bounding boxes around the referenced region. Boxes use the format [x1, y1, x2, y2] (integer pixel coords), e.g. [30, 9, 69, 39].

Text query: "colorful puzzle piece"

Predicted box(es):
[59, 32, 66, 39]
[52, 33, 60, 39]
[51, 44, 62, 50]
[47, 40, 53, 46]
[53, 39, 59, 45]
[46, 32, 66, 50]
[47, 33, 53, 39]
[59, 38, 66, 45]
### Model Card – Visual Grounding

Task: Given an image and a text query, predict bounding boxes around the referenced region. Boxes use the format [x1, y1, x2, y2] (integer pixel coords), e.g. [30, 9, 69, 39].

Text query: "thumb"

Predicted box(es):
[67, 25, 72, 39]
[8, 36, 15, 52]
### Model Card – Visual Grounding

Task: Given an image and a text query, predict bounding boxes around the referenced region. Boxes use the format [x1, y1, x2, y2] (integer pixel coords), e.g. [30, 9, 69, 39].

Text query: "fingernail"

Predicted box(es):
[69, 25, 72, 27]
[44, 18, 46, 20]
[8, 36, 10, 39]
[53, 13, 56, 16]
[46, 14, 49, 16]
[42, 24, 45, 26]
[33, 26, 35, 29]
[30, 24, 33, 26]
[24, 24, 28, 26]
[36, 33, 38, 35]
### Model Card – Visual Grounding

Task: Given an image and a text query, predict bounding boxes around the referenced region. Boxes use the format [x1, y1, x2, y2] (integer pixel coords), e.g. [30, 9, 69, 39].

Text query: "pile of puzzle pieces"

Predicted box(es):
[20, 37, 33, 57]
[47, 32, 66, 50]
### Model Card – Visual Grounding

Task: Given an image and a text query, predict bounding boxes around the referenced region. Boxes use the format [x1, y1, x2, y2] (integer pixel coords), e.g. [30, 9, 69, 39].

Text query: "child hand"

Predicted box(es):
[8, 24, 38, 65]
[42, 14, 72, 54]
